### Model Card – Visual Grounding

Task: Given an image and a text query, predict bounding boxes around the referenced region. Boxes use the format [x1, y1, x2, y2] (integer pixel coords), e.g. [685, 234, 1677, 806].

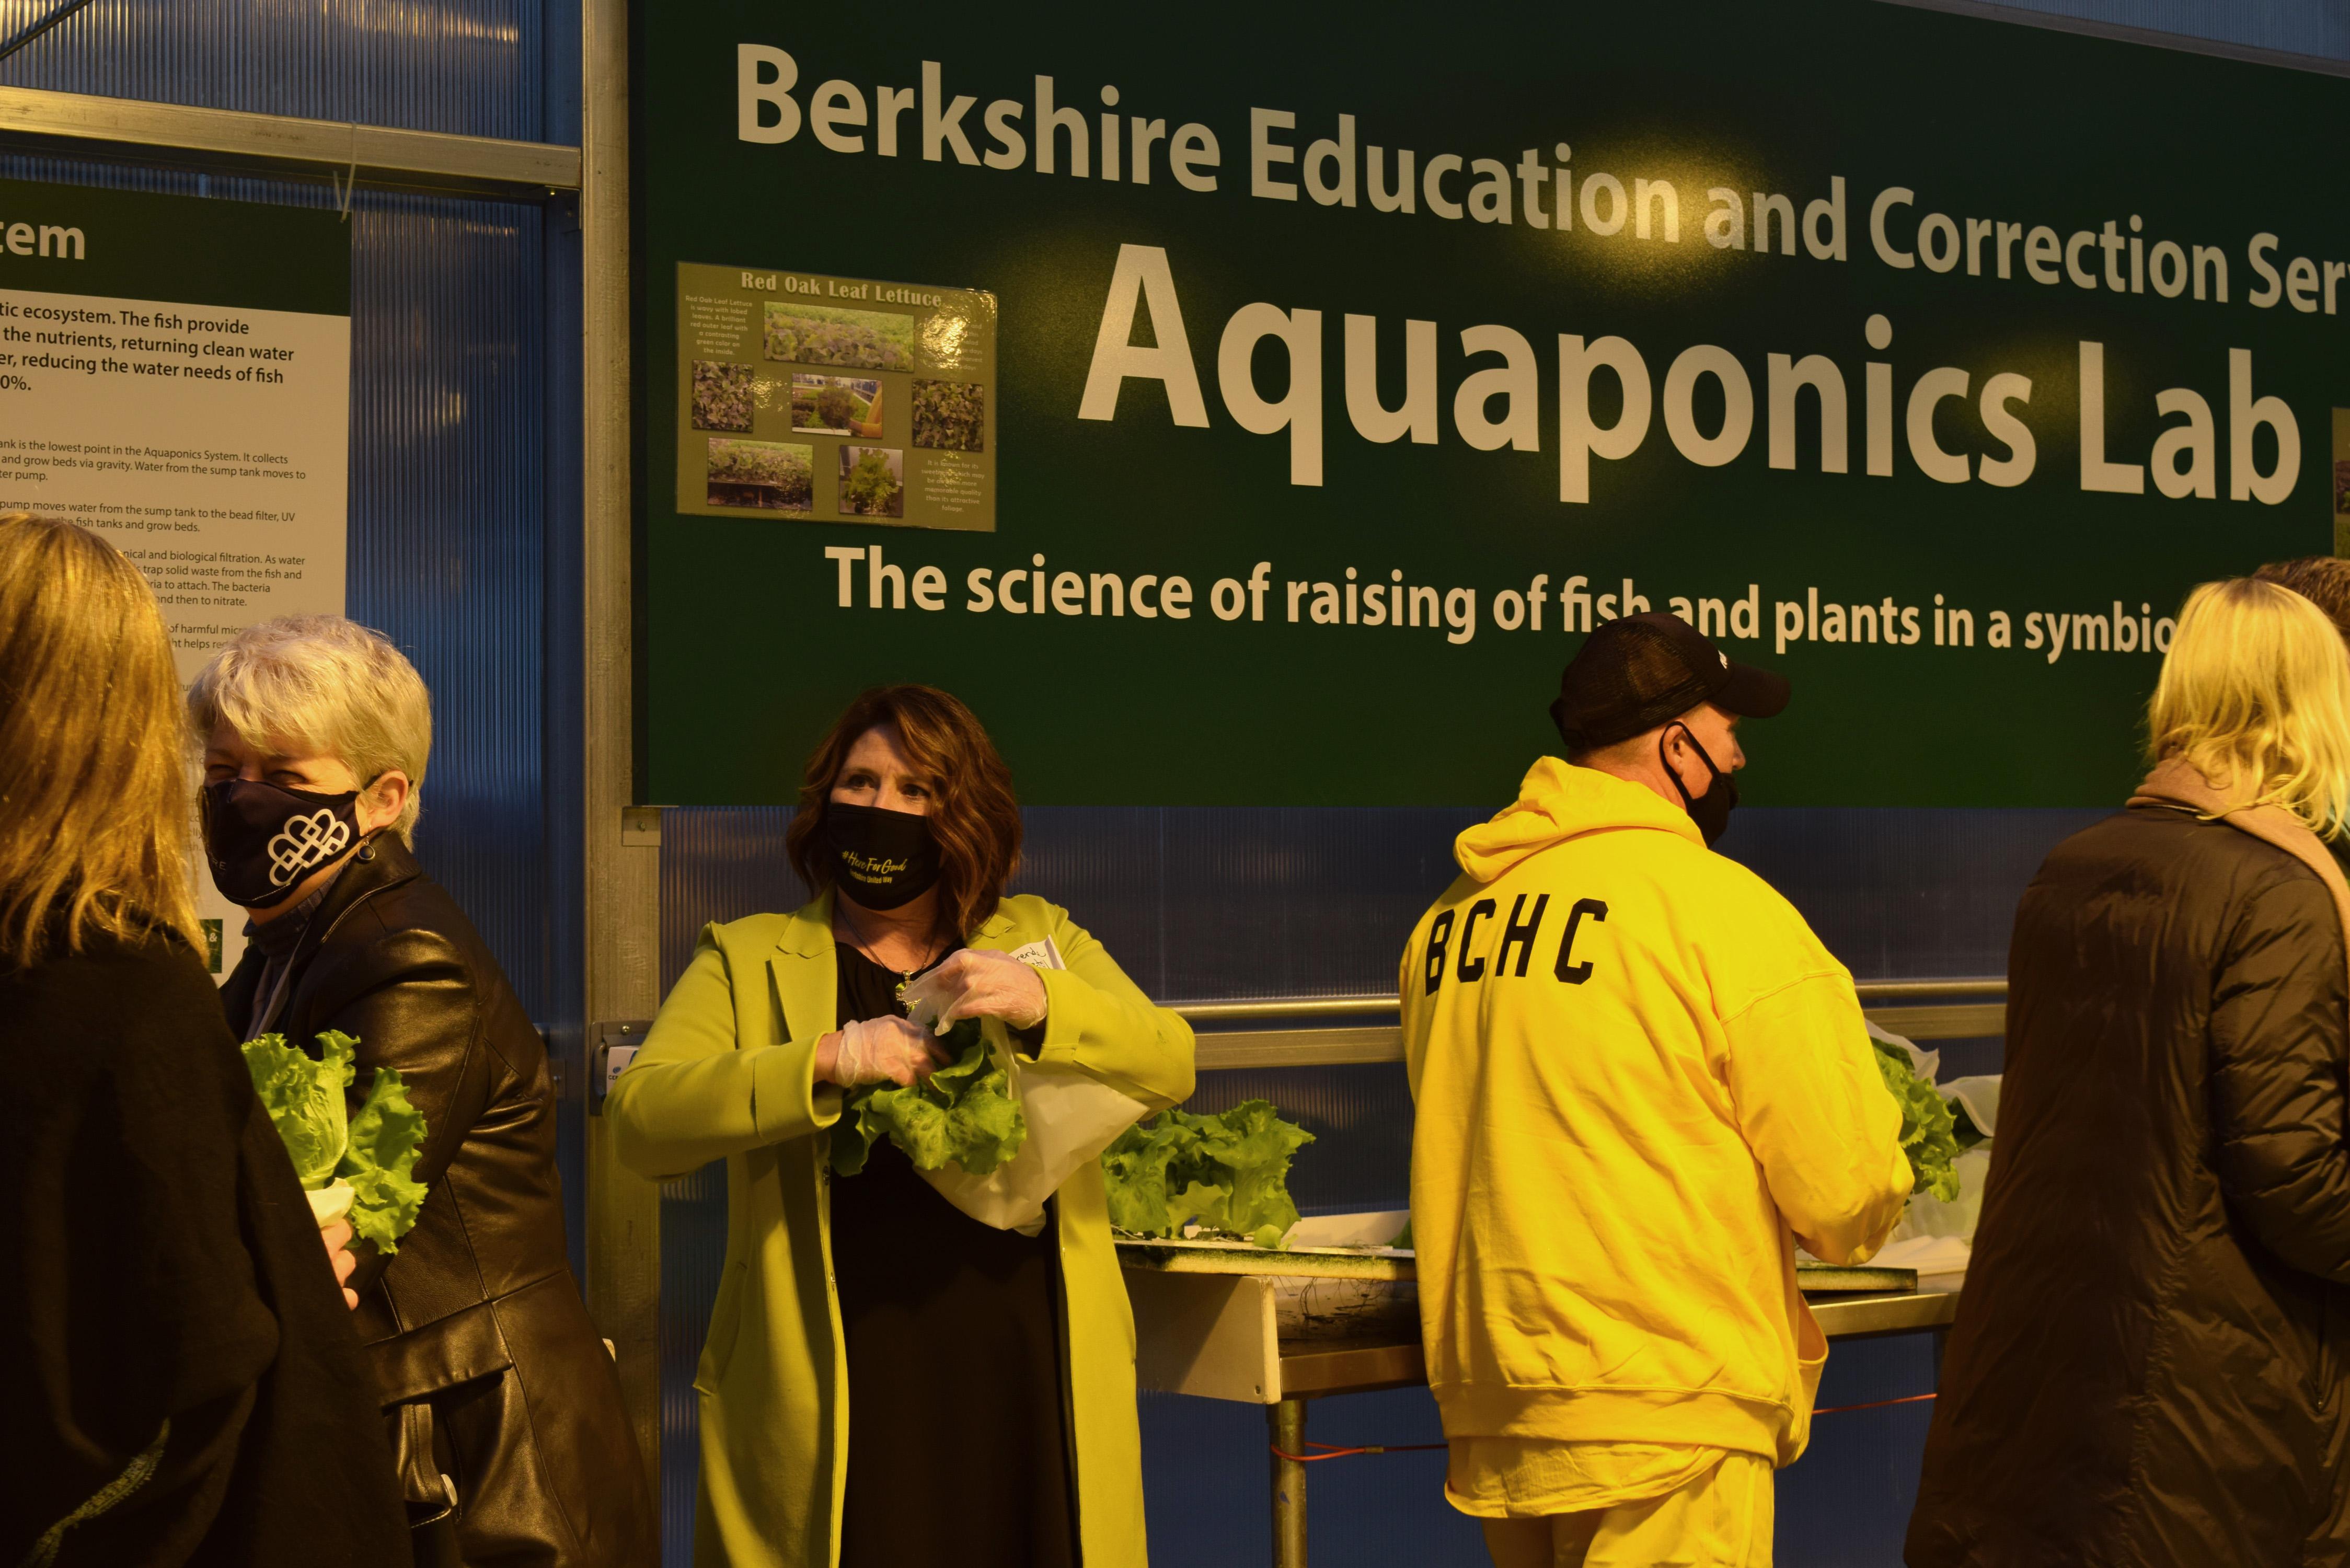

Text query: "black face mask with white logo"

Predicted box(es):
[825, 802, 942, 911]
[201, 778, 367, 908]
[1660, 723, 1739, 848]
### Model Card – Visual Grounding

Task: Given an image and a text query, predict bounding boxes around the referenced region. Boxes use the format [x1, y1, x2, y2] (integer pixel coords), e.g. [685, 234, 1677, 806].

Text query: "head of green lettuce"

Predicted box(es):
[241, 1029, 429, 1252]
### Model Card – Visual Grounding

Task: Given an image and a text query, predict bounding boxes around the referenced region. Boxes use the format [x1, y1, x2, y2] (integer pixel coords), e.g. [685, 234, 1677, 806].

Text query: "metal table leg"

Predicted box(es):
[1270, 1398, 1307, 1568]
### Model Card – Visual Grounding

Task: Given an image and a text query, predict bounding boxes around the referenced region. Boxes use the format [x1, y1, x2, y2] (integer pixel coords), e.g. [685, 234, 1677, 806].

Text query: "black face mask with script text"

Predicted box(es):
[825, 802, 942, 911]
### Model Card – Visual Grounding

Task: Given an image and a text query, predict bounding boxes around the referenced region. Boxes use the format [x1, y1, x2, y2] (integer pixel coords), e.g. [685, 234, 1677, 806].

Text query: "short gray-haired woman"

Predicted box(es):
[193, 614, 653, 1566]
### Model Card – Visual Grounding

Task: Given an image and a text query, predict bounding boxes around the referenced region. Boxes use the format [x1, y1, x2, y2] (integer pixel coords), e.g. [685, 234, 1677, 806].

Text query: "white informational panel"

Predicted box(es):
[0, 180, 352, 980]
[0, 286, 351, 678]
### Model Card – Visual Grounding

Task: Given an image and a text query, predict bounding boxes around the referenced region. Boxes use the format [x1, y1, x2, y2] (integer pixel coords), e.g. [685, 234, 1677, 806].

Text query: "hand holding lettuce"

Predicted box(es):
[831, 1017, 1027, 1177]
[241, 1029, 430, 1252]
[828, 1005, 1316, 1252]
[1870, 1033, 1966, 1204]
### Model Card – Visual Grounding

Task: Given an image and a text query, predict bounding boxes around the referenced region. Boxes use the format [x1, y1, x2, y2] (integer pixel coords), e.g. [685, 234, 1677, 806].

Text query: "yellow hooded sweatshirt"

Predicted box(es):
[1401, 757, 1910, 1471]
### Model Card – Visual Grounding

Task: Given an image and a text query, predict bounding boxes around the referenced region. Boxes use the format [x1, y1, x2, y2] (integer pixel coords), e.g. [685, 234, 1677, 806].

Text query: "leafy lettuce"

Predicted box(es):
[241, 1030, 430, 1252]
[1102, 1100, 1316, 1249]
[242, 1028, 354, 1187]
[1870, 1036, 1964, 1204]
[830, 1019, 1027, 1177]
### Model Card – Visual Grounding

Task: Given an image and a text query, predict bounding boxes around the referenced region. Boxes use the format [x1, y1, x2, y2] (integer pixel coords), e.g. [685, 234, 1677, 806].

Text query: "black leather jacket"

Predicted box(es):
[223, 837, 652, 1568]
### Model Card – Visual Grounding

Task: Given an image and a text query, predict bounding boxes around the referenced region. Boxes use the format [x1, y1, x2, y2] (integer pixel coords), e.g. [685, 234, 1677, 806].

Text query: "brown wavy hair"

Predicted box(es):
[0, 513, 200, 965]
[786, 685, 1022, 940]
[2255, 556, 2350, 643]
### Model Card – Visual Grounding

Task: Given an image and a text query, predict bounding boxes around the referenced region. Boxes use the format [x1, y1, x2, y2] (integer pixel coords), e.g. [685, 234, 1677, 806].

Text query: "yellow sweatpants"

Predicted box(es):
[1471, 1449, 1774, 1568]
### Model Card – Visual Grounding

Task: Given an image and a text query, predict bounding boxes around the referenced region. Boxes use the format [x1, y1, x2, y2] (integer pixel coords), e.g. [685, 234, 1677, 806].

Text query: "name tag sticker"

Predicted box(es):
[1006, 937, 1066, 972]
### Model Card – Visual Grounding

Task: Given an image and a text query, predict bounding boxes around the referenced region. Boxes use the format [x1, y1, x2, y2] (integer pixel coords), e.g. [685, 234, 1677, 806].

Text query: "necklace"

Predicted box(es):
[839, 922, 947, 988]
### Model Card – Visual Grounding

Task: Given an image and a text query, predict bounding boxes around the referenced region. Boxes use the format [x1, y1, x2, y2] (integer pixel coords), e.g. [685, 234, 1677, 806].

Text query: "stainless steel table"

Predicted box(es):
[1122, 1240, 1957, 1568]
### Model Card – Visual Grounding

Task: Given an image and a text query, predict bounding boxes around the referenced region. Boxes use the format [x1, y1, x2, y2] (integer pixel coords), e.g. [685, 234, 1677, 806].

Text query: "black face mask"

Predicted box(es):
[1660, 723, 1739, 847]
[825, 802, 942, 911]
[201, 777, 368, 908]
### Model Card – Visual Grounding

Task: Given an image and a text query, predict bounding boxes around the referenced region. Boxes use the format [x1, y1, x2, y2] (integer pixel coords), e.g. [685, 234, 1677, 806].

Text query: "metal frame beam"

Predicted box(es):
[0, 85, 580, 198]
[1184, 981, 2008, 1069]
[1174, 977, 2004, 1023]
[577, 0, 663, 1510]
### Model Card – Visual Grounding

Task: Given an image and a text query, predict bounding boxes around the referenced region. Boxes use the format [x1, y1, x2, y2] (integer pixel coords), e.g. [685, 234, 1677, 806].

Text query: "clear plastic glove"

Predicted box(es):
[827, 1014, 950, 1086]
[901, 948, 1049, 1035]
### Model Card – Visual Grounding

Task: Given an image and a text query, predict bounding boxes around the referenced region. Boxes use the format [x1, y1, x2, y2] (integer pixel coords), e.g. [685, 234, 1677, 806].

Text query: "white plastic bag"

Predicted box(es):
[920, 1051, 1150, 1235]
[913, 937, 1152, 1236]
[1893, 1145, 1994, 1242]
[1867, 1019, 1940, 1083]
[1941, 1074, 2002, 1140]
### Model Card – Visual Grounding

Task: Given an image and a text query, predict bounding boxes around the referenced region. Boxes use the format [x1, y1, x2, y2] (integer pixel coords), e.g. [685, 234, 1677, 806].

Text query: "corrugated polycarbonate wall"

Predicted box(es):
[0, 0, 548, 136]
[0, 0, 578, 976]
[0, 0, 581, 1255]
[0, 0, 591, 1542]
[656, 804, 1483, 1002]
[1945, 0, 2350, 59]
[657, 804, 2106, 1000]
[0, 152, 560, 1016]
[350, 193, 553, 1008]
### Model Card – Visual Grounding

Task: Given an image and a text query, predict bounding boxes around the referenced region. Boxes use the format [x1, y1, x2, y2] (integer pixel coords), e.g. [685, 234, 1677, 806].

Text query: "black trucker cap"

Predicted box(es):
[1551, 612, 1791, 751]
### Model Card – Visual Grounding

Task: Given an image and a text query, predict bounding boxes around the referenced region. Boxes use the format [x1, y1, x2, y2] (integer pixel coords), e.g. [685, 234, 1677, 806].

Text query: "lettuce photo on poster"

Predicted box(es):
[690, 359, 754, 432]
[913, 378, 984, 451]
[765, 302, 915, 371]
[838, 445, 904, 517]
[707, 437, 813, 512]
[791, 373, 879, 435]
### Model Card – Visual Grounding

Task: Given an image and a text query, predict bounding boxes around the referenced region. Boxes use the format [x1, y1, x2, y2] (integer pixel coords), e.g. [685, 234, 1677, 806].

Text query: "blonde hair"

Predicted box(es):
[188, 615, 432, 841]
[2149, 577, 2350, 836]
[0, 513, 201, 965]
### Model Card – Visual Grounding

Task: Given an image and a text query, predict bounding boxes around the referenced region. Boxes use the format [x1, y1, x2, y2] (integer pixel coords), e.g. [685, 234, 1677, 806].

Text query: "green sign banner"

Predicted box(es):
[636, 3, 2344, 807]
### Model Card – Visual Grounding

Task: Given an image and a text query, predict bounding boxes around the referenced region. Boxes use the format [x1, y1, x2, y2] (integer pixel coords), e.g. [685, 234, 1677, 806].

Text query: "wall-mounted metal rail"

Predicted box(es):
[1176, 979, 2008, 1070]
[1171, 978, 2003, 1024]
[0, 85, 581, 199]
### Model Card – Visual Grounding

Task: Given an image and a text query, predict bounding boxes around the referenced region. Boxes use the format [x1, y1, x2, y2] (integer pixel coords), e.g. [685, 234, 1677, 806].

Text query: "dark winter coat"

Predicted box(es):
[222, 837, 653, 1568]
[1907, 802, 2350, 1568]
[2, 923, 409, 1567]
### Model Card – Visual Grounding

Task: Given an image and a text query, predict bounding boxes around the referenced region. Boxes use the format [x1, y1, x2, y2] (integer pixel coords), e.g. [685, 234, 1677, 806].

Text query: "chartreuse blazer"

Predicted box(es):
[608, 892, 1195, 1568]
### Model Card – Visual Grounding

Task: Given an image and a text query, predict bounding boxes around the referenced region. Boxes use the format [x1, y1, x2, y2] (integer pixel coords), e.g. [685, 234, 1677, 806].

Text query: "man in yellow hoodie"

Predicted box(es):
[1401, 612, 1911, 1568]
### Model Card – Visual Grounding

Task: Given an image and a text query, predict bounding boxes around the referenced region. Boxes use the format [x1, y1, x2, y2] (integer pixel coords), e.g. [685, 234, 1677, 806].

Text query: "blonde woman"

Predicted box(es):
[0, 515, 406, 1566]
[191, 615, 653, 1567]
[1910, 578, 2350, 1568]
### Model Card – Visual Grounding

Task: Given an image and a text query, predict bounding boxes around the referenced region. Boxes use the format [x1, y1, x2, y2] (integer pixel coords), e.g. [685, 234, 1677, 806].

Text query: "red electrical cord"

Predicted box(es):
[1269, 1439, 1449, 1463]
[1812, 1392, 1939, 1416]
[1270, 1392, 1937, 1464]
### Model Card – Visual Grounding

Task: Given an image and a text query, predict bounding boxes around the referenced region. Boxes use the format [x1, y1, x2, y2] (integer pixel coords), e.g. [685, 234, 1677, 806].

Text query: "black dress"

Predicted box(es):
[829, 946, 1078, 1568]
[1, 923, 409, 1567]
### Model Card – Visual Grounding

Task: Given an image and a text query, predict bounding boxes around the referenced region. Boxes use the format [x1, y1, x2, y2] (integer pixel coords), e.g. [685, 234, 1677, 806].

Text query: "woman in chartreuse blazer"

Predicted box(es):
[608, 684, 1193, 1568]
